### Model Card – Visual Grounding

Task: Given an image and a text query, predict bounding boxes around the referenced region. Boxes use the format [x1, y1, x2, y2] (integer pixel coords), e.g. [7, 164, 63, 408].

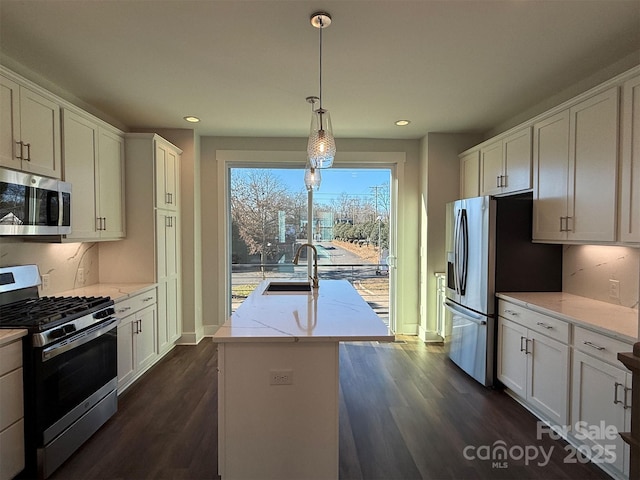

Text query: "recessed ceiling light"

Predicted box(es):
[184, 116, 200, 123]
[395, 120, 410, 126]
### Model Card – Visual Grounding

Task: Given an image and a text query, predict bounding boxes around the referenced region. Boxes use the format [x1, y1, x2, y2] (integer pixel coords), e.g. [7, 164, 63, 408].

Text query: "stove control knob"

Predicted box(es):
[49, 328, 65, 339]
[63, 325, 76, 334]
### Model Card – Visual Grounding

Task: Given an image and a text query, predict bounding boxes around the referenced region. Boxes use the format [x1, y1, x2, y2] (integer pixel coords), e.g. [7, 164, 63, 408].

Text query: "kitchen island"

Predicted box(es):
[213, 279, 393, 480]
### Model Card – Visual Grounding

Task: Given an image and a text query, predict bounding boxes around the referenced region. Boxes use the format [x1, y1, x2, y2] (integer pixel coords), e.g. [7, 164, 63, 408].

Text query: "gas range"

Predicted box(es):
[0, 265, 119, 479]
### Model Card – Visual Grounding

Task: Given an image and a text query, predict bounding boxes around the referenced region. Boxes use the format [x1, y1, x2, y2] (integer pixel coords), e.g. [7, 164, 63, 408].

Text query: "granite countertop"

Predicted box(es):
[0, 329, 27, 347]
[496, 292, 638, 343]
[213, 279, 394, 343]
[55, 283, 156, 302]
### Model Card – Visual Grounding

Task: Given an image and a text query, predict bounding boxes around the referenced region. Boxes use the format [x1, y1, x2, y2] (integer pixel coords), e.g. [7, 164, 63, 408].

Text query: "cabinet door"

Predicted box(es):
[155, 142, 178, 210]
[620, 75, 640, 243]
[166, 276, 180, 344]
[496, 317, 527, 398]
[117, 319, 135, 391]
[98, 129, 125, 239]
[62, 110, 99, 240]
[527, 331, 569, 425]
[19, 86, 61, 178]
[571, 350, 628, 474]
[0, 76, 21, 170]
[136, 305, 158, 372]
[155, 143, 168, 208]
[460, 151, 480, 199]
[568, 87, 619, 242]
[165, 147, 178, 210]
[480, 141, 503, 195]
[503, 127, 532, 194]
[532, 111, 570, 241]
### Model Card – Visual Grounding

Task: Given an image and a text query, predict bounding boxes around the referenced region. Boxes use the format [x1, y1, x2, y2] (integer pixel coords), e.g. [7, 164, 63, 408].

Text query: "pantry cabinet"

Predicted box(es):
[571, 327, 632, 478]
[497, 301, 570, 426]
[480, 127, 531, 196]
[459, 150, 480, 199]
[62, 109, 125, 241]
[533, 87, 619, 243]
[0, 74, 61, 178]
[0, 337, 25, 480]
[99, 133, 182, 357]
[115, 288, 158, 393]
[620, 74, 640, 244]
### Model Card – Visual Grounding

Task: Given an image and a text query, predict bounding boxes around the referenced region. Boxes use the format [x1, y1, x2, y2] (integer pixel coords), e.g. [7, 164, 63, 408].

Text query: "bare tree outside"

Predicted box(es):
[230, 169, 293, 277]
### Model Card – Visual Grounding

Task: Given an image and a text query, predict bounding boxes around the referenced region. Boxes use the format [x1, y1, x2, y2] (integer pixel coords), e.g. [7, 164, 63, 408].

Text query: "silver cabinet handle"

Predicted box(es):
[501, 175, 506, 188]
[142, 296, 154, 302]
[15, 140, 23, 159]
[138, 319, 142, 333]
[536, 322, 553, 330]
[566, 216, 573, 232]
[583, 341, 605, 351]
[520, 336, 527, 353]
[24, 143, 31, 161]
[103, 217, 107, 231]
[117, 306, 132, 314]
[504, 309, 519, 316]
[560, 216, 566, 232]
[614, 382, 624, 406]
[496, 175, 501, 188]
[624, 386, 632, 410]
[166, 192, 173, 204]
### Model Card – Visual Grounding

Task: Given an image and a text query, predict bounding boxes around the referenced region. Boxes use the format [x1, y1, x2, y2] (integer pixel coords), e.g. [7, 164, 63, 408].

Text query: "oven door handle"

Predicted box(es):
[42, 317, 120, 362]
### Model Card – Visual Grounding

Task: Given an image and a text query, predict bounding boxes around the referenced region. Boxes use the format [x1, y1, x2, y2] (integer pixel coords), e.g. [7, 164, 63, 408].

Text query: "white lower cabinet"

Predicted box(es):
[497, 315, 569, 425]
[571, 327, 632, 479]
[116, 289, 158, 393]
[0, 338, 25, 480]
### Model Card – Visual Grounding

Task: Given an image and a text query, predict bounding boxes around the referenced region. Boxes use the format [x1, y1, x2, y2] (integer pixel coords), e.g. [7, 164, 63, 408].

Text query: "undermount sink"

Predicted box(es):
[264, 282, 312, 293]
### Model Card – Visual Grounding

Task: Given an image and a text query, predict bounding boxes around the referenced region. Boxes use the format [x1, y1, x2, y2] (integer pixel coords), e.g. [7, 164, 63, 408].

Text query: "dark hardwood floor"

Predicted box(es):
[50, 337, 610, 480]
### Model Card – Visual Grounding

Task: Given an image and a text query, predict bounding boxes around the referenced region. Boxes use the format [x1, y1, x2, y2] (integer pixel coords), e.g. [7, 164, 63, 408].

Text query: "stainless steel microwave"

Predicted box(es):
[0, 167, 71, 235]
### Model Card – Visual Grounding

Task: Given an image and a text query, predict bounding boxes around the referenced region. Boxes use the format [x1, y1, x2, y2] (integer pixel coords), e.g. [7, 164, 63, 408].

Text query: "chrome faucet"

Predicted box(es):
[292, 243, 319, 289]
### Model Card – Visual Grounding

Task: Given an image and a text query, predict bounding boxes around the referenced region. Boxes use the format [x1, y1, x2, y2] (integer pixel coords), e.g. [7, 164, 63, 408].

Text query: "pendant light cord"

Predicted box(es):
[319, 16, 323, 110]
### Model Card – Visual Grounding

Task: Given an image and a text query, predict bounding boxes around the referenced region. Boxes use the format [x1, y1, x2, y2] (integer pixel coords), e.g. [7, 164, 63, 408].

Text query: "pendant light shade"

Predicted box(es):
[308, 108, 335, 169]
[304, 162, 322, 191]
[308, 11, 335, 169]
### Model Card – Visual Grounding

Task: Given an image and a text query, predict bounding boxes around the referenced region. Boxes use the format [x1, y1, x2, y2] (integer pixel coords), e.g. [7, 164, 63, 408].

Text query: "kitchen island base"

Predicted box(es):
[217, 341, 339, 480]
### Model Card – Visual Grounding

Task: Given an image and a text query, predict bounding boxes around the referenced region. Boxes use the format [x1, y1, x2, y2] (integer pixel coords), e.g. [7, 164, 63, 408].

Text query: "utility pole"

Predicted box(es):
[370, 185, 383, 259]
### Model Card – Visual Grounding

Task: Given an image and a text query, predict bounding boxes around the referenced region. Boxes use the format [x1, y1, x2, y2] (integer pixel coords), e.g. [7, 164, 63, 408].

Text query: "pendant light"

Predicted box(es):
[304, 162, 322, 191]
[307, 11, 336, 169]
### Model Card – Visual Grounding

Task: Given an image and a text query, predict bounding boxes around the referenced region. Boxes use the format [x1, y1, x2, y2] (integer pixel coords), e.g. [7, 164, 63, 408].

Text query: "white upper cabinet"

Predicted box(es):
[155, 141, 179, 211]
[0, 75, 61, 178]
[62, 109, 125, 241]
[533, 87, 619, 243]
[459, 150, 480, 199]
[620, 74, 640, 244]
[480, 127, 532, 196]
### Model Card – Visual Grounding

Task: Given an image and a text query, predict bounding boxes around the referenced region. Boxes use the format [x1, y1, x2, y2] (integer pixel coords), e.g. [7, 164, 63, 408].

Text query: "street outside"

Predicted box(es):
[231, 240, 390, 323]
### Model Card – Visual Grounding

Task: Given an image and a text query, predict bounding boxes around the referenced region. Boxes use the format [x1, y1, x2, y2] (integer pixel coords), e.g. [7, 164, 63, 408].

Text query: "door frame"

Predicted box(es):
[216, 150, 404, 333]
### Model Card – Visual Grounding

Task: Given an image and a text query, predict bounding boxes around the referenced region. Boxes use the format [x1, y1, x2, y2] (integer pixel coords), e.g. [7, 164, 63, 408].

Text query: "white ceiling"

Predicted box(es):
[1, 0, 639, 140]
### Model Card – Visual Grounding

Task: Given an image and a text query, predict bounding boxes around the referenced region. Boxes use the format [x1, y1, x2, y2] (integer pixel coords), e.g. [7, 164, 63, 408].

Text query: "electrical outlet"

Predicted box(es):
[41, 274, 50, 292]
[269, 369, 293, 385]
[77, 268, 85, 285]
[609, 279, 620, 299]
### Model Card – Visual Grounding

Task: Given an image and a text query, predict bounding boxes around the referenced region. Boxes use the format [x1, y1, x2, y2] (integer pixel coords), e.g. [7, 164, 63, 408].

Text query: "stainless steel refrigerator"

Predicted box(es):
[445, 192, 562, 386]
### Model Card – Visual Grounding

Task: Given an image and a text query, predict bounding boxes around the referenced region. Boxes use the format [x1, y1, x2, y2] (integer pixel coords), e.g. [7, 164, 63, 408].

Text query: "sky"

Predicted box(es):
[244, 167, 391, 205]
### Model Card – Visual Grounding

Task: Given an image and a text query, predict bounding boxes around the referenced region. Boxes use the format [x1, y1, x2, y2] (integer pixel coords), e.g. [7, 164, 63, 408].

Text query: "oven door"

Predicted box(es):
[30, 317, 118, 445]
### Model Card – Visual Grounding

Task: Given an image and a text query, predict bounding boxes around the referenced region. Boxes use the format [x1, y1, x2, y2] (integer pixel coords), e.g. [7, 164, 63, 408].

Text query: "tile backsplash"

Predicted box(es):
[0, 239, 99, 294]
[564, 245, 639, 309]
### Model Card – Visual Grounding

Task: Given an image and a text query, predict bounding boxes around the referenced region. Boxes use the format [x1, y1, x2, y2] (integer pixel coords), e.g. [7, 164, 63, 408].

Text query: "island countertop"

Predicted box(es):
[213, 279, 394, 343]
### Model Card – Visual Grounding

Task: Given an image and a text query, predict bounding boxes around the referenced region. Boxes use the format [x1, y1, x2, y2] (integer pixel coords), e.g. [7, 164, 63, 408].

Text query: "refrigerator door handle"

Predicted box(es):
[444, 299, 487, 325]
[459, 209, 468, 296]
[453, 209, 461, 294]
